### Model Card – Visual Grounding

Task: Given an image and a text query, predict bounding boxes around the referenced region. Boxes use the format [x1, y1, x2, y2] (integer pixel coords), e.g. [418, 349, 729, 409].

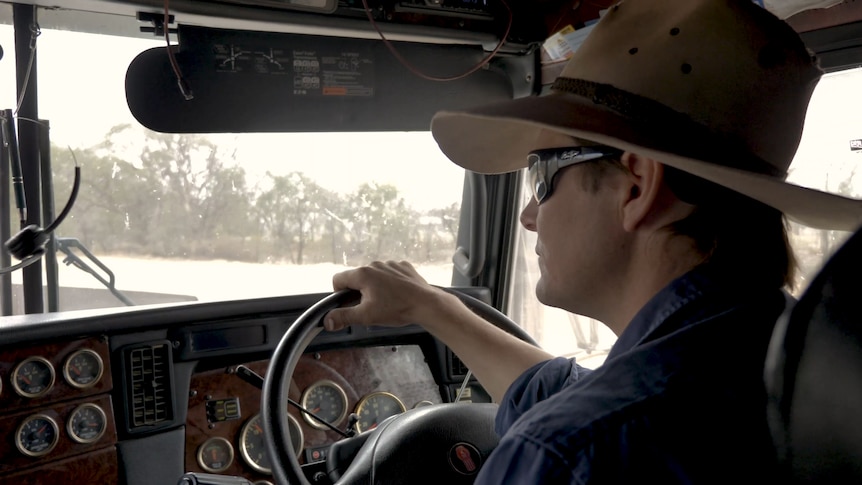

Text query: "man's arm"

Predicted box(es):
[325, 261, 554, 402]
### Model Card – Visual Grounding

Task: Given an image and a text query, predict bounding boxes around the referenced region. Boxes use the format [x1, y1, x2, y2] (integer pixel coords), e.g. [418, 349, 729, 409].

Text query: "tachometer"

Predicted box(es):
[12, 356, 55, 398]
[354, 391, 406, 433]
[67, 403, 108, 443]
[16, 414, 59, 457]
[300, 380, 348, 429]
[240, 413, 303, 474]
[64, 349, 104, 388]
[197, 436, 234, 473]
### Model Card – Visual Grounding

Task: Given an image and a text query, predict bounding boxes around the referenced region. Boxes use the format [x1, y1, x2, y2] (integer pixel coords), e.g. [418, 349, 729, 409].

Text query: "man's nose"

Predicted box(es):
[520, 197, 538, 232]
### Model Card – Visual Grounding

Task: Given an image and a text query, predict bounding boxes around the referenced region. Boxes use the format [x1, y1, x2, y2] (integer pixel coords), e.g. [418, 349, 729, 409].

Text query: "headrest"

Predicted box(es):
[765, 227, 862, 482]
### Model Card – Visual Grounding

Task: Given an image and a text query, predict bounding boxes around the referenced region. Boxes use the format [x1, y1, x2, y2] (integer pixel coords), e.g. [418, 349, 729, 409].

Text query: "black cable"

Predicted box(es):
[44, 164, 80, 233]
[2, 163, 81, 265]
[0, 253, 42, 275]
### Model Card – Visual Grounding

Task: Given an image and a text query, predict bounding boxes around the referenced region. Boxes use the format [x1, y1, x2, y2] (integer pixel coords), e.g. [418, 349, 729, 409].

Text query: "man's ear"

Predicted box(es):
[618, 152, 666, 232]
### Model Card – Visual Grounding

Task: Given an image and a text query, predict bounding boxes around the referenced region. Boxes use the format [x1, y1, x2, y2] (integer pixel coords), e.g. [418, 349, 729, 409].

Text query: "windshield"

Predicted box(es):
[0, 14, 465, 311]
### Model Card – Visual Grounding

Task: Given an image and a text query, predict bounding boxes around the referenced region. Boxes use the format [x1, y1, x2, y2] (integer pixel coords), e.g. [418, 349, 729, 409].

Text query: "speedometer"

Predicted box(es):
[240, 413, 303, 474]
[300, 380, 348, 429]
[354, 391, 406, 433]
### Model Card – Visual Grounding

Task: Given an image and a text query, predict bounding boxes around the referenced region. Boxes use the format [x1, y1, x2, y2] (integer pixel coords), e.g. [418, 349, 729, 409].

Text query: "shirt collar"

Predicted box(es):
[606, 264, 736, 360]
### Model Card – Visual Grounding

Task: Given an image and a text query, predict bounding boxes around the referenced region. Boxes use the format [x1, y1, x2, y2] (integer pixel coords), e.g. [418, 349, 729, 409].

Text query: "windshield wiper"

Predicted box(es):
[56, 237, 135, 306]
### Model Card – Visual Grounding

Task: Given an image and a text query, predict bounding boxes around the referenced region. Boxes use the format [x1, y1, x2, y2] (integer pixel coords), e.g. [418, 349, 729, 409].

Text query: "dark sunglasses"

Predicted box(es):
[527, 146, 624, 204]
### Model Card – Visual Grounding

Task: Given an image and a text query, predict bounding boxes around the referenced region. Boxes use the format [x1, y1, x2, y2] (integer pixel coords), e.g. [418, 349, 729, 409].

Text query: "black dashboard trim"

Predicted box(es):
[0, 287, 492, 348]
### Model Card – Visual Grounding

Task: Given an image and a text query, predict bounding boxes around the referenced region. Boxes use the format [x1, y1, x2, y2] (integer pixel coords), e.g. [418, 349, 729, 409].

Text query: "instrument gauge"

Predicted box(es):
[67, 403, 108, 443]
[287, 415, 304, 460]
[197, 437, 234, 473]
[354, 391, 406, 433]
[12, 356, 55, 398]
[240, 413, 303, 474]
[16, 414, 59, 457]
[64, 349, 104, 388]
[240, 413, 271, 474]
[300, 380, 348, 429]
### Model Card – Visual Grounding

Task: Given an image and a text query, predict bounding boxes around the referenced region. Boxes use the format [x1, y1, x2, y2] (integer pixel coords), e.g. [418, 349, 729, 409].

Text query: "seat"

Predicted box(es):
[765, 226, 862, 483]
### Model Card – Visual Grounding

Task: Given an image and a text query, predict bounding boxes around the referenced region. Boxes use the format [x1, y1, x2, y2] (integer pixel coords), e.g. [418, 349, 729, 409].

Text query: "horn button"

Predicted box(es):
[328, 403, 499, 484]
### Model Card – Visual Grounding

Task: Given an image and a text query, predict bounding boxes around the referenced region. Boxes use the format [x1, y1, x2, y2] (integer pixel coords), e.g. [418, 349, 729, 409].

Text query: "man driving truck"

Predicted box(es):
[325, 0, 862, 482]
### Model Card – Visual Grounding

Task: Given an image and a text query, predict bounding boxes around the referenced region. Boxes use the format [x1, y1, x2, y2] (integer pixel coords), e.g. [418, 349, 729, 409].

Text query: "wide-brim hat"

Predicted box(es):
[431, 0, 862, 231]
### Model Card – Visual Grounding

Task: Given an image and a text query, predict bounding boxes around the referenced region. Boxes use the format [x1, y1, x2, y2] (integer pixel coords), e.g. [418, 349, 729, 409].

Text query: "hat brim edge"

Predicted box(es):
[431, 97, 862, 232]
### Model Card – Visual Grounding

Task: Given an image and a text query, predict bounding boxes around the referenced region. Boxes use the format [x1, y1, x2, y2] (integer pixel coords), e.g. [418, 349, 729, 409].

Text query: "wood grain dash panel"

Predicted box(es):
[0, 337, 112, 413]
[184, 345, 440, 480]
[0, 394, 117, 475]
[0, 446, 118, 485]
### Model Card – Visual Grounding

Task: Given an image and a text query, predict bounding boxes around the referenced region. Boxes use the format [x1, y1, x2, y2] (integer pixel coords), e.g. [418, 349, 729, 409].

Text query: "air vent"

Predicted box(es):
[125, 342, 173, 429]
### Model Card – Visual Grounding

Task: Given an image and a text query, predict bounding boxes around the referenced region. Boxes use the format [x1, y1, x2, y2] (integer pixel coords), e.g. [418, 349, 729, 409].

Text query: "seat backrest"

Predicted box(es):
[765, 226, 862, 483]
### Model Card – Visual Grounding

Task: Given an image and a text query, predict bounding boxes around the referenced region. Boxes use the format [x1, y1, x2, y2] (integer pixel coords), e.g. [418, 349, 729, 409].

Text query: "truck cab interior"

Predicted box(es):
[0, 0, 860, 484]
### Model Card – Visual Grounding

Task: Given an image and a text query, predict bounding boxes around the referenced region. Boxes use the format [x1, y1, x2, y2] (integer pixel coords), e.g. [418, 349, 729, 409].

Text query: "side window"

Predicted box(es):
[784, 68, 862, 290]
[507, 67, 862, 367]
[508, 222, 618, 368]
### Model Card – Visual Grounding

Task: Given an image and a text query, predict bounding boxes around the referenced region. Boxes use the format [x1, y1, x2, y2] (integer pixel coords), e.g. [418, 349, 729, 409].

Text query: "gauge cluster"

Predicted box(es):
[0, 339, 111, 410]
[0, 396, 118, 481]
[6, 349, 104, 399]
[185, 345, 442, 482]
[0, 337, 117, 481]
[12, 401, 110, 456]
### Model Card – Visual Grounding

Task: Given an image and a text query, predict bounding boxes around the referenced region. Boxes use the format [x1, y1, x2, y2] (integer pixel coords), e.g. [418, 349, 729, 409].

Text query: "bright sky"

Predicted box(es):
[0, 21, 466, 211]
[787, 68, 862, 194]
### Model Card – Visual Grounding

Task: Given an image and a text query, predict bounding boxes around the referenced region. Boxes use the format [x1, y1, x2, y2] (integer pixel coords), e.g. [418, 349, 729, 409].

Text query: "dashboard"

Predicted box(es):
[0, 290, 490, 485]
[183, 346, 444, 483]
[0, 337, 116, 483]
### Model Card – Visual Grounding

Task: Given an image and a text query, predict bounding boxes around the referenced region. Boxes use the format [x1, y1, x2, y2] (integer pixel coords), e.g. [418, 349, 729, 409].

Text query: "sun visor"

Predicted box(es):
[126, 25, 517, 133]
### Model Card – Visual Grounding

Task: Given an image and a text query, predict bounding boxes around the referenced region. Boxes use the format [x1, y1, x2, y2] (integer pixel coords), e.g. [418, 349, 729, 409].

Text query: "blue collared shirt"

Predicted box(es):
[477, 265, 790, 484]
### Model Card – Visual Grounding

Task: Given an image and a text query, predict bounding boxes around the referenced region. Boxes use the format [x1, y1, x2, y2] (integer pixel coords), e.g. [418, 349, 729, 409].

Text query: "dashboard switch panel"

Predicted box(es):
[206, 398, 241, 423]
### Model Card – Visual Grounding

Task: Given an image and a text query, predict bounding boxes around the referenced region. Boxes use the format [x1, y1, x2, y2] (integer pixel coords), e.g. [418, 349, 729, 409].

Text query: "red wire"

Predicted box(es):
[160, 0, 509, 93]
[359, 0, 513, 82]
[164, 0, 194, 99]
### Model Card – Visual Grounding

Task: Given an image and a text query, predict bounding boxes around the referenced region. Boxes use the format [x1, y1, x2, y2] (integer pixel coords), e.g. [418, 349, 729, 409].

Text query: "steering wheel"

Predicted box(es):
[261, 288, 537, 485]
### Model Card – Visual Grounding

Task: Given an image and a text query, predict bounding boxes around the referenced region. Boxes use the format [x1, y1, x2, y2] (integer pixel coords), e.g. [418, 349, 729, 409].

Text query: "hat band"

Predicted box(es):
[551, 76, 783, 178]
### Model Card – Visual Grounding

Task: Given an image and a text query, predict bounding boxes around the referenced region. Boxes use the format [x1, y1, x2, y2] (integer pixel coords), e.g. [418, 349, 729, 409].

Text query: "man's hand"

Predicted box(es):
[327, 260, 553, 402]
[326, 260, 455, 332]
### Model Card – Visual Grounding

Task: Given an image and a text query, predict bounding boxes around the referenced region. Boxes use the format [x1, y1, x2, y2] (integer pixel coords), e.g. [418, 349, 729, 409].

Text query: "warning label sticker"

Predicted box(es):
[291, 49, 373, 97]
